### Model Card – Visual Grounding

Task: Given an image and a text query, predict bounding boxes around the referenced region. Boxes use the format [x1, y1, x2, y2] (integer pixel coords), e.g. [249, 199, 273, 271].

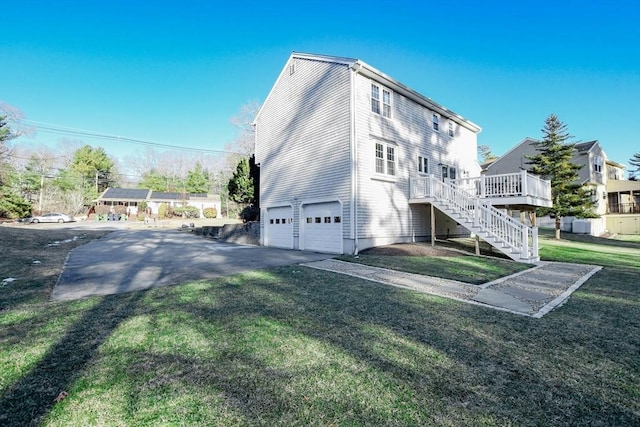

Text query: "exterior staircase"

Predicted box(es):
[411, 176, 540, 263]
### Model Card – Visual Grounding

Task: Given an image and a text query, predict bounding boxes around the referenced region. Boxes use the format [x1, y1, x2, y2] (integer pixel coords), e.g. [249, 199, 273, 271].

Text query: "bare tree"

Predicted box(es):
[227, 99, 260, 157]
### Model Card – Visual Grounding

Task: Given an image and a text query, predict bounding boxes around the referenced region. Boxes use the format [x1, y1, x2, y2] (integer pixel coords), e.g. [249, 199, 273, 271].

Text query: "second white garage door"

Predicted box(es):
[301, 202, 343, 253]
[265, 206, 293, 249]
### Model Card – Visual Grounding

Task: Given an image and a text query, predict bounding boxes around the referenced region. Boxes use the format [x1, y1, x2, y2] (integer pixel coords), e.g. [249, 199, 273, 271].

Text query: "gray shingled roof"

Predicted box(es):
[100, 188, 150, 200]
[575, 141, 598, 153]
[150, 191, 184, 200]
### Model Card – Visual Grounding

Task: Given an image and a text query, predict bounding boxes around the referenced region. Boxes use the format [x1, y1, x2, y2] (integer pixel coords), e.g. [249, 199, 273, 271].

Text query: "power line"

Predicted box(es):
[20, 119, 240, 155]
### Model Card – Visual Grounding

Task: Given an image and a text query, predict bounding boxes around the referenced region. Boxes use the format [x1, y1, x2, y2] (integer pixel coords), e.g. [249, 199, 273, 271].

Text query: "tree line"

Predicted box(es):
[0, 102, 260, 220]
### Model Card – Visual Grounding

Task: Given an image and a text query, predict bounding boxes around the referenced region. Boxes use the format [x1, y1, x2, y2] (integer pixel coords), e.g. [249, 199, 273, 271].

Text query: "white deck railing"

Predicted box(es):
[410, 175, 538, 260]
[447, 170, 551, 202]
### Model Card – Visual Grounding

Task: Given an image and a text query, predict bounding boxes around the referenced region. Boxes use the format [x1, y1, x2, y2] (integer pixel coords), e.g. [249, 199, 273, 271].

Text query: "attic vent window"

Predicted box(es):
[289, 62, 295, 75]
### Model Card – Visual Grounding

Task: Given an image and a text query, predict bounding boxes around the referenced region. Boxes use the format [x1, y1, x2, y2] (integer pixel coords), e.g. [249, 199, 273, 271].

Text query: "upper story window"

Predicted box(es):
[594, 155, 603, 173]
[375, 142, 396, 176]
[448, 120, 454, 137]
[432, 114, 440, 131]
[441, 164, 457, 181]
[371, 83, 392, 118]
[418, 156, 429, 174]
[608, 165, 622, 180]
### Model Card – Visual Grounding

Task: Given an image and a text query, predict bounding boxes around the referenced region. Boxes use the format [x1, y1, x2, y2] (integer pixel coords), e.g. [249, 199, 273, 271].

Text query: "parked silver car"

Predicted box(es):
[30, 212, 74, 223]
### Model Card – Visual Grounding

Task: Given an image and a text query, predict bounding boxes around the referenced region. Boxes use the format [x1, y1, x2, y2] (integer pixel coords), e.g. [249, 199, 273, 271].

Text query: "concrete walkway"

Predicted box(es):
[302, 259, 602, 318]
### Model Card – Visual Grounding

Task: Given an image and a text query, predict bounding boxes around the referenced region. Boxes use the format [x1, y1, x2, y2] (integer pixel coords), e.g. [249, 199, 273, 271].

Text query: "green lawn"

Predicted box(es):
[338, 253, 531, 285]
[1, 227, 639, 426]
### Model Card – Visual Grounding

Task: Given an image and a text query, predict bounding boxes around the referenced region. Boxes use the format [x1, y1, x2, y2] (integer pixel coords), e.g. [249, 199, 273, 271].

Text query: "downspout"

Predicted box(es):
[350, 62, 361, 255]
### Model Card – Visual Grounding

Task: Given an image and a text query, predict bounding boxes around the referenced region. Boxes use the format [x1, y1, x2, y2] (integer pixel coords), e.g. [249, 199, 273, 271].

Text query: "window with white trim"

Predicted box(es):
[375, 142, 396, 176]
[432, 114, 440, 131]
[594, 155, 603, 173]
[371, 83, 392, 118]
[448, 120, 454, 137]
[418, 156, 429, 174]
[371, 84, 380, 114]
[440, 164, 457, 181]
[382, 88, 391, 118]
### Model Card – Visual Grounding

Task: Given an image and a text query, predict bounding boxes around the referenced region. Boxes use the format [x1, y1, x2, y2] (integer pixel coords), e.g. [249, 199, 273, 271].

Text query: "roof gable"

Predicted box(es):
[255, 51, 481, 133]
[574, 140, 599, 153]
[484, 137, 538, 172]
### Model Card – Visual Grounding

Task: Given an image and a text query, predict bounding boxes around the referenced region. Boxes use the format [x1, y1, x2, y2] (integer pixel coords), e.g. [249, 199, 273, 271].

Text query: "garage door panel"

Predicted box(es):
[266, 206, 293, 249]
[302, 202, 342, 253]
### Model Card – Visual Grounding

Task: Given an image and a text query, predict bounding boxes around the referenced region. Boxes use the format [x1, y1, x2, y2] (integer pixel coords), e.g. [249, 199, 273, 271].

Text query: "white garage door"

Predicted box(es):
[265, 206, 293, 249]
[302, 202, 343, 253]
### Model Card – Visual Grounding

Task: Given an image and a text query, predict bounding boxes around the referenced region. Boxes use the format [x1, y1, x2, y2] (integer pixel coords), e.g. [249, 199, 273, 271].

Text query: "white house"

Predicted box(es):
[96, 188, 220, 218]
[254, 53, 551, 262]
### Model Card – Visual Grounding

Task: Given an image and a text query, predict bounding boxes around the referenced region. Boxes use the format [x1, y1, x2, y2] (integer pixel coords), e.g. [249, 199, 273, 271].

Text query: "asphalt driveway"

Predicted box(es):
[51, 229, 335, 301]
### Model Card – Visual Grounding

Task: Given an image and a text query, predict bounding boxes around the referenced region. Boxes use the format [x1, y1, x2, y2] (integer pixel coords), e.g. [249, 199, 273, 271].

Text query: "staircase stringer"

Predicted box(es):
[427, 177, 539, 263]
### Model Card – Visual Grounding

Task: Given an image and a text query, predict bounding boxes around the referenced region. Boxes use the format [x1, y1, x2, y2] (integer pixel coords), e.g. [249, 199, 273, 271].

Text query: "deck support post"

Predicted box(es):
[431, 203, 436, 247]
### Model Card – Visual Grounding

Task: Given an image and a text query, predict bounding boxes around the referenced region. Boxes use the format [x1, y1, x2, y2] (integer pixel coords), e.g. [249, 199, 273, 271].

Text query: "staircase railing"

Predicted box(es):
[411, 175, 538, 260]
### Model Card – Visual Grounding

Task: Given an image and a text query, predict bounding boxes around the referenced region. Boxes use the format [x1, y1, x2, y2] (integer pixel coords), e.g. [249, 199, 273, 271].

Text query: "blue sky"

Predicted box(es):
[1, 0, 639, 173]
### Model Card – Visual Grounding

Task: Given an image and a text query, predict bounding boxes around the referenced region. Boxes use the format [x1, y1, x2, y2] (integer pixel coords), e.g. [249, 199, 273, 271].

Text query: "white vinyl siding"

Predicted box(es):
[256, 53, 481, 253]
[255, 57, 353, 244]
[354, 72, 478, 246]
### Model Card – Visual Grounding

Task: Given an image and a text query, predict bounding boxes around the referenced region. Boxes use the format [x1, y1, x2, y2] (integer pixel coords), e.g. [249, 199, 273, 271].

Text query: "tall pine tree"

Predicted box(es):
[227, 157, 254, 204]
[527, 114, 595, 239]
[628, 152, 640, 180]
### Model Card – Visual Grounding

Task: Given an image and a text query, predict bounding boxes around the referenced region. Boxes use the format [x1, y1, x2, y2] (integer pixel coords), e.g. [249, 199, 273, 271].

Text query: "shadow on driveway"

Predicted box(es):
[52, 229, 335, 301]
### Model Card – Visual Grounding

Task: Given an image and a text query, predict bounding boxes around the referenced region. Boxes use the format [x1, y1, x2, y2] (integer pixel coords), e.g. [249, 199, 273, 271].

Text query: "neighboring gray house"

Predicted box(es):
[254, 53, 551, 262]
[484, 138, 639, 235]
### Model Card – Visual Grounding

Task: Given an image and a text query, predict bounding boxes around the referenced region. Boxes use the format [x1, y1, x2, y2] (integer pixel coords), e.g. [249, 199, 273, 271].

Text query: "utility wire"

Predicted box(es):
[19, 119, 240, 155]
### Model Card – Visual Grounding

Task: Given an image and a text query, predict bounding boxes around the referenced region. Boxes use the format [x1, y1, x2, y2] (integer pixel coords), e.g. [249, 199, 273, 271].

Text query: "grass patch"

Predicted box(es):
[338, 253, 530, 285]
[1, 226, 639, 426]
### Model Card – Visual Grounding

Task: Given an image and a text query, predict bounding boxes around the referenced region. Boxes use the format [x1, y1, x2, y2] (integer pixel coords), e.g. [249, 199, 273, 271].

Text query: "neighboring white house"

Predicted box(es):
[96, 188, 220, 218]
[254, 53, 551, 261]
[484, 138, 640, 235]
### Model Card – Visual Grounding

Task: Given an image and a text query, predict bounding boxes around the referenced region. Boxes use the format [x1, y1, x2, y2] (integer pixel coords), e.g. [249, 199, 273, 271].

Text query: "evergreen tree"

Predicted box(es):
[527, 114, 595, 239]
[478, 144, 498, 163]
[0, 115, 32, 218]
[185, 162, 210, 194]
[628, 152, 640, 180]
[68, 145, 115, 196]
[138, 169, 170, 191]
[227, 157, 254, 204]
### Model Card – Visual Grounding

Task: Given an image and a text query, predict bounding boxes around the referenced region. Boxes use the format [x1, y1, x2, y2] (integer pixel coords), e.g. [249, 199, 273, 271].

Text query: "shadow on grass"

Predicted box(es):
[2, 262, 638, 424]
[0, 293, 143, 426]
[151, 267, 639, 425]
[249, 269, 638, 425]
